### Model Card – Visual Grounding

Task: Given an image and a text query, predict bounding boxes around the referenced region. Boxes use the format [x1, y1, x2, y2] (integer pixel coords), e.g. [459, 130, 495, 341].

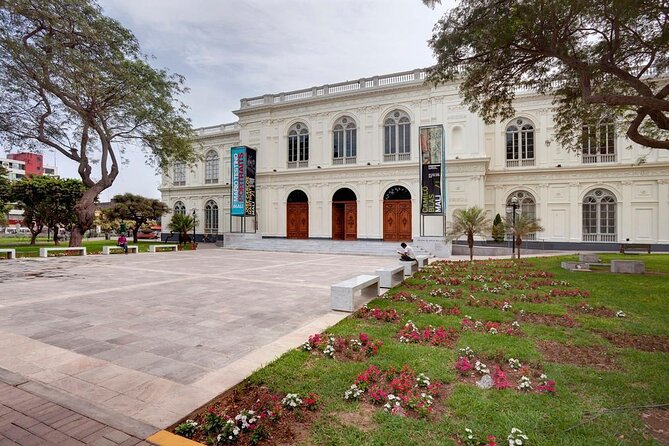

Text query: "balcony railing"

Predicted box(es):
[583, 233, 616, 242]
[173, 181, 186, 186]
[332, 157, 357, 165]
[384, 152, 411, 162]
[287, 161, 309, 169]
[506, 158, 535, 168]
[582, 153, 616, 164]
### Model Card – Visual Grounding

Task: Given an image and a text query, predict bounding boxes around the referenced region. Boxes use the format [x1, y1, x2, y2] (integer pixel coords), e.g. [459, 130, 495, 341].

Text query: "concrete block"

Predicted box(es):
[579, 253, 600, 263]
[611, 260, 645, 274]
[561, 261, 590, 271]
[375, 265, 404, 288]
[400, 260, 418, 276]
[331, 274, 380, 312]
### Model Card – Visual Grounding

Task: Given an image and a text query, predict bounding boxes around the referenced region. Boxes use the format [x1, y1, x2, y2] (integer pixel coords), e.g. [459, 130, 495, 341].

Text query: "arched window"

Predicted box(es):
[506, 118, 535, 167]
[582, 121, 616, 163]
[583, 189, 616, 242]
[333, 116, 357, 164]
[205, 150, 219, 184]
[173, 162, 186, 186]
[204, 200, 219, 234]
[173, 201, 186, 215]
[288, 123, 309, 168]
[384, 110, 411, 162]
[507, 191, 537, 240]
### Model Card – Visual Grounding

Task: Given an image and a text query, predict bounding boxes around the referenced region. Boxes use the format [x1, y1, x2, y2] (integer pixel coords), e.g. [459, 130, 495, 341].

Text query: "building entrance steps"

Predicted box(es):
[221, 236, 435, 257]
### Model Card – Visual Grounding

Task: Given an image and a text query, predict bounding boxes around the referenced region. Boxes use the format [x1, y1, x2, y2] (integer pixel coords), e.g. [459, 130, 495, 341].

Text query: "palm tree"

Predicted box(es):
[505, 214, 544, 259]
[446, 206, 492, 261]
[168, 213, 197, 245]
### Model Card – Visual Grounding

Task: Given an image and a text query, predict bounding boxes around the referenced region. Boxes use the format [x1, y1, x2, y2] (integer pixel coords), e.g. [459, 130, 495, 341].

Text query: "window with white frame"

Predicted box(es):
[383, 110, 411, 162]
[506, 118, 535, 167]
[174, 201, 186, 215]
[582, 189, 616, 242]
[333, 116, 357, 164]
[205, 150, 219, 184]
[506, 190, 537, 240]
[173, 162, 186, 186]
[204, 200, 219, 234]
[288, 123, 309, 168]
[582, 122, 615, 163]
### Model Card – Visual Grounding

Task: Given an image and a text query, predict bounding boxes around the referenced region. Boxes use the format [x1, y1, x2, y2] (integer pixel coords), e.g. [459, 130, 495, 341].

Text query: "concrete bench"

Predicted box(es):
[102, 245, 138, 255]
[331, 274, 380, 312]
[400, 260, 418, 276]
[579, 253, 600, 263]
[375, 264, 404, 288]
[148, 244, 178, 253]
[561, 261, 591, 272]
[619, 243, 651, 254]
[611, 260, 645, 274]
[415, 255, 429, 269]
[0, 249, 16, 260]
[39, 247, 87, 258]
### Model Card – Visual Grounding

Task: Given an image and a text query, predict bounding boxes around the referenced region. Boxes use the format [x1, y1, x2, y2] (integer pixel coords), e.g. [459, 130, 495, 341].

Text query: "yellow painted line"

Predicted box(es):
[147, 430, 204, 446]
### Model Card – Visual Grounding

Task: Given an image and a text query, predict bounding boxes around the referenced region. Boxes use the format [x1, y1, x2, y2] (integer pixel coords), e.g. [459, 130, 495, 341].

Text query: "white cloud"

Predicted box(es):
[51, 0, 455, 198]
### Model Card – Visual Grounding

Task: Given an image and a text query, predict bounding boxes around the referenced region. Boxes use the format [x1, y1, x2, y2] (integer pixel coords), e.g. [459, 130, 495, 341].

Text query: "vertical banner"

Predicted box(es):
[419, 125, 445, 215]
[230, 146, 246, 216]
[245, 148, 257, 216]
[231, 146, 257, 217]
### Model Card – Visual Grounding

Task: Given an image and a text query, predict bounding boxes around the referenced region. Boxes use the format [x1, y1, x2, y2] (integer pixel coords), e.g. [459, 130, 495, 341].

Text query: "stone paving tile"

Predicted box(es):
[0, 379, 153, 446]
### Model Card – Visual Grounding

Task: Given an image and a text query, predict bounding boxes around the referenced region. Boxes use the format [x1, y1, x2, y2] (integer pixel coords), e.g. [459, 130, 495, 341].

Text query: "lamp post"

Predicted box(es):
[506, 196, 520, 255]
[191, 209, 197, 243]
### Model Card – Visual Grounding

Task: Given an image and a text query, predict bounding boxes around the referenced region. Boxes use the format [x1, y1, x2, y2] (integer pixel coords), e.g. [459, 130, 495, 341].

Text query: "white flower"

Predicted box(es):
[416, 373, 431, 387]
[517, 376, 533, 391]
[474, 360, 490, 375]
[489, 327, 498, 335]
[616, 310, 626, 318]
[508, 358, 522, 370]
[459, 346, 474, 358]
[282, 393, 303, 408]
[344, 384, 364, 400]
[323, 344, 335, 358]
[502, 302, 513, 311]
[301, 341, 312, 351]
[512, 321, 520, 329]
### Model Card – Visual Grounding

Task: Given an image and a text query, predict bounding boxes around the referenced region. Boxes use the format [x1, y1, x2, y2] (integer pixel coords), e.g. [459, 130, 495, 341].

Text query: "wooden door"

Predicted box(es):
[332, 204, 345, 240]
[344, 202, 357, 240]
[383, 200, 412, 241]
[287, 203, 308, 239]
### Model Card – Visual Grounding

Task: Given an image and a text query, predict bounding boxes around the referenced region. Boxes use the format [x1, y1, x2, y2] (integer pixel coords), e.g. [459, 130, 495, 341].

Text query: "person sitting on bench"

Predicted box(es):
[397, 242, 416, 262]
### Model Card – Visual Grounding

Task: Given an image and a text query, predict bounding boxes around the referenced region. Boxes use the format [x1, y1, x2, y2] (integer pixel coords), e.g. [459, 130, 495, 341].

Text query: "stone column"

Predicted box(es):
[569, 183, 580, 242]
[658, 180, 669, 243]
[621, 181, 633, 242]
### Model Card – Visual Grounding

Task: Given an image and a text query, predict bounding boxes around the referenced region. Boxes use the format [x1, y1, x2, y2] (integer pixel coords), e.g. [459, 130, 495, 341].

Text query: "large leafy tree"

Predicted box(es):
[0, 0, 196, 247]
[446, 206, 491, 261]
[104, 193, 169, 243]
[11, 176, 85, 245]
[425, 0, 669, 151]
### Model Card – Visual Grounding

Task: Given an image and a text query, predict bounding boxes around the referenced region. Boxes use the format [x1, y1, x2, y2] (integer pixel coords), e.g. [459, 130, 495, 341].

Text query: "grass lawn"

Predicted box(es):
[0, 238, 195, 256]
[172, 254, 669, 446]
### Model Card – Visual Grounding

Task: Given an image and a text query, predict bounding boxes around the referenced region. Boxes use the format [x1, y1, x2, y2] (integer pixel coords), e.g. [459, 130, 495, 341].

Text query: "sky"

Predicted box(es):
[9, 0, 455, 200]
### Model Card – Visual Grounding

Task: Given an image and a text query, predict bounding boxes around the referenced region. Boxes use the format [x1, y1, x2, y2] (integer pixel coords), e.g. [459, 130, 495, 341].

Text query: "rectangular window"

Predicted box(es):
[384, 125, 395, 154]
[399, 123, 410, 153]
[347, 129, 356, 157]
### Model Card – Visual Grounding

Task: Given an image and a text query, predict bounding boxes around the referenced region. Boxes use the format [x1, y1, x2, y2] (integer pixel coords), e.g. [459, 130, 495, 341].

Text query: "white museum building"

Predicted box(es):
[159, 68, 669, 253]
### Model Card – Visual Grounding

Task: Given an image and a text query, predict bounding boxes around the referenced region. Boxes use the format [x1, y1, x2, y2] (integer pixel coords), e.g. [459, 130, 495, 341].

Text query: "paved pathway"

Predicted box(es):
[0, 249, 394, 440]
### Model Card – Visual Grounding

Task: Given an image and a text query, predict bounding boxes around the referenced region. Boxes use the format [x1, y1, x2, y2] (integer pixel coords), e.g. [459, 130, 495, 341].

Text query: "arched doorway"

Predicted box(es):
[332, 188, 357, 240]
[287, 190, 309, 239]
[383, 186, 412, 241]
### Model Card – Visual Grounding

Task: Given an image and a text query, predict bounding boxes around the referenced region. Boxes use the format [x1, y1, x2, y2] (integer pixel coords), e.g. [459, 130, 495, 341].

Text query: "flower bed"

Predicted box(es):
[343, 364, 446, 418]
[460, 317, 523, 336]
[454, 348, 556, 394]
[355, 305, 400, 322]
[536, 340, 618, 370]
[570, 302, 617, 317]
[301, 332, 382, 360]
[516, 311, 577, 328]
[417, 299, 461, 316]
[171, 385, 318, 445]
[595, 330, 669, 353]
[397, 320, 460, 347]
[385, 291, 417, 302]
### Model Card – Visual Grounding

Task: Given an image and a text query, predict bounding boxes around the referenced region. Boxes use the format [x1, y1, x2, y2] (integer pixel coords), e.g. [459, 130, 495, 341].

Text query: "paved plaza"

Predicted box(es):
[0, 248, 395, 441]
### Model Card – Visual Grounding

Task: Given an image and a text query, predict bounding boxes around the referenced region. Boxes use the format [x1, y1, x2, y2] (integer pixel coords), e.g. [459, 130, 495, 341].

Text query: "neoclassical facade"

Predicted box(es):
[159, 68, 669, 248]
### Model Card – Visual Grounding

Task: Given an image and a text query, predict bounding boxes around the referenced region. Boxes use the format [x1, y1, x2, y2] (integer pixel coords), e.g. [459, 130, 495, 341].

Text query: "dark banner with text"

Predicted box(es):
[419, 126, 444, 215]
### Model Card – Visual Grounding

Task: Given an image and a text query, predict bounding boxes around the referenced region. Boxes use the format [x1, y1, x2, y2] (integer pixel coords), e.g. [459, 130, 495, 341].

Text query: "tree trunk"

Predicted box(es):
[70, 188, 102, 247]
[52, 226, 60, 246]
[516, 235, 522, 259]
[29, 228, 39, 245]
[132, 226, 139, 244]
[467, 232, 474, 261]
